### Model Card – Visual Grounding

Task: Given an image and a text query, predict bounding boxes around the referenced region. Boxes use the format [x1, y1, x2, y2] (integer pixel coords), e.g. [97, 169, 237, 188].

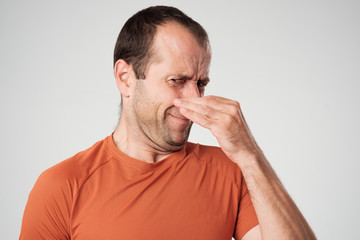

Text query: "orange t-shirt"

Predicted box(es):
[20, 135, 258, 240]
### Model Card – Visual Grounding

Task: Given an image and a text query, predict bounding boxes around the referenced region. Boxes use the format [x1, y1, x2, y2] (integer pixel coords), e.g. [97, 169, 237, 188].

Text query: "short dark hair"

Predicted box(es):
[113, 5, 209, 79]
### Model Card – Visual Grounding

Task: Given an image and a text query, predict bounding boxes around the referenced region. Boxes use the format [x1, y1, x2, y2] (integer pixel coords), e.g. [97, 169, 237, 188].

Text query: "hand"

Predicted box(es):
[174, 95, 261, 164]
[174, 96, 317, 240]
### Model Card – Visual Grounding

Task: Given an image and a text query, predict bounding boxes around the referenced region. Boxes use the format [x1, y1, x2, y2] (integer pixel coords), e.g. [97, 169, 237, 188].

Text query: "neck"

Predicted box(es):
[113, 114, 178, 163]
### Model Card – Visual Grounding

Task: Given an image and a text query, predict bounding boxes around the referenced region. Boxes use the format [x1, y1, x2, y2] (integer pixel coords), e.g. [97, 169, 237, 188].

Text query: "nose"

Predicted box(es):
[182, 82, 200, 98]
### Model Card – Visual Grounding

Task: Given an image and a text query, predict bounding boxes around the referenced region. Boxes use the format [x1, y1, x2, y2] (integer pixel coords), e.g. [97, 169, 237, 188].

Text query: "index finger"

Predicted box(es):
[174, 95, 239, 110]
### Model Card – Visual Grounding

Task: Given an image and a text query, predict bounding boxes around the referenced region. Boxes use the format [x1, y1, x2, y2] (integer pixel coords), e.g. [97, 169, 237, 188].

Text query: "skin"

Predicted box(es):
[174, 96, 317, 239]
[113, 21, 210, 163]
[113, 21, 316, 239]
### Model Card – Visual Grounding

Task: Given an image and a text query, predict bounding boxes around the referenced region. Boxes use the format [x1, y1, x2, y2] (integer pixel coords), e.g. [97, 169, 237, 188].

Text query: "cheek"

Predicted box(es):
[135, 81, 183, 116]
[151, 88, 182, 120]
[164, 88, 180, 101]
[158, 90, 179, 113]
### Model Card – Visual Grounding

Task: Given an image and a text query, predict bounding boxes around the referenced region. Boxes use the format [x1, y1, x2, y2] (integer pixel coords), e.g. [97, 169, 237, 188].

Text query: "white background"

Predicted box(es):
[1, 0, 359, 239]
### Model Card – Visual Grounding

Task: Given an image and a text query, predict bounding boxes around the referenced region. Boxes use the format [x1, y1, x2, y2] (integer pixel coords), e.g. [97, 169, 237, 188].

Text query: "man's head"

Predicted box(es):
[113, 5, 209, 79]
[114, 6, 211, 151]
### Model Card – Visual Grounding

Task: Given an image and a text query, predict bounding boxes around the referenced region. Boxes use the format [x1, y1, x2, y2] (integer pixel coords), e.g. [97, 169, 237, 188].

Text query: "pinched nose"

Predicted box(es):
[182, 82, 200, 98]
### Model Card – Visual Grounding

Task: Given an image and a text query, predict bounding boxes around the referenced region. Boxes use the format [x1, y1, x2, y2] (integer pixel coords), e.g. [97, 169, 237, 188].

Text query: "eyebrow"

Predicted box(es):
[170, 74, 210, 83]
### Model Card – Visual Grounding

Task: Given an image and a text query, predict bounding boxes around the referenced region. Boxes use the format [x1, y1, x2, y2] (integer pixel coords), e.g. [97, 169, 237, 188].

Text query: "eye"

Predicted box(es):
[197, 80, 208, 88]
[171, 78, 186, 84]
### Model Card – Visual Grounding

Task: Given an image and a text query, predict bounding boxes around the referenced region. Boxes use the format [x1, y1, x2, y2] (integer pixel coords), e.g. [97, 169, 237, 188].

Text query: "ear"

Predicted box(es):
[114, 59, 132, 98]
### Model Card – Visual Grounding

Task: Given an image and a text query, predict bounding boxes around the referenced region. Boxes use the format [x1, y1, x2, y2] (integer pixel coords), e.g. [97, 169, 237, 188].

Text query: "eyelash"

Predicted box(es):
[171, 79, 208, 88]
[197, 81, 207, 87]
[171, 79, 185, 84]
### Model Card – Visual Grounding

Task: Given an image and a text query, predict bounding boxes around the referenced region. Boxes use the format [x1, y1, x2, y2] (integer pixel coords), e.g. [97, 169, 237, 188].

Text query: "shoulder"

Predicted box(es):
[20, 136, 114, 239]
[36, 136, 113, 197]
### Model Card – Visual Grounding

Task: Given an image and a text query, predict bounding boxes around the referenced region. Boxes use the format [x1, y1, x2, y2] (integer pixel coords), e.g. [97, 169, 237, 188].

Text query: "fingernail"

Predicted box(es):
[180, 107, 187, 113]
[174, 99, 181, 105]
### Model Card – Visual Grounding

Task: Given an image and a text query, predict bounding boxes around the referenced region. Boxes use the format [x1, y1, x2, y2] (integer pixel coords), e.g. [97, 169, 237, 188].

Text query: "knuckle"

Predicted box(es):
[233, 100, 240, 108]
[205, 106, 212, 117]
[204, 97, 211, 105]
[230, 106, 239, 116]
[205, 95, 215, 104]
[201, 116, 209, 125]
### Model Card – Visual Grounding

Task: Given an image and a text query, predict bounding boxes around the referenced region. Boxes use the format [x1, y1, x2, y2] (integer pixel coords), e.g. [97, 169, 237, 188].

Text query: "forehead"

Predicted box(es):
[152, 22, 211, 70]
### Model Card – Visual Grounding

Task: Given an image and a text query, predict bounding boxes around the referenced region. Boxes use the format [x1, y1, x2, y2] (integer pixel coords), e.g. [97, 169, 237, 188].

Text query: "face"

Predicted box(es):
[128, 22, 211, 151]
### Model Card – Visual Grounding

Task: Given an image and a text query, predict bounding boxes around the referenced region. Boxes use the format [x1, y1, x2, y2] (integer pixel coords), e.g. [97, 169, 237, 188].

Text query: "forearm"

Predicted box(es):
[236, 151, 316, 240]
[173, 96, 316, 239]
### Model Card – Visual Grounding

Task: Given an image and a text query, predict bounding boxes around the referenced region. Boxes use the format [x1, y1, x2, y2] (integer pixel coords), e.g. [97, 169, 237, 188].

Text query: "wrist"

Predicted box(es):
[230, 149, 262, 170]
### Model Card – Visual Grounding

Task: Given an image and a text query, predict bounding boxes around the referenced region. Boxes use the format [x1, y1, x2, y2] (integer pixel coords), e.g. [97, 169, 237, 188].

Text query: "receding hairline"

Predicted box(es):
[139, 20, 211, 75]
[159, 20, 210, 49]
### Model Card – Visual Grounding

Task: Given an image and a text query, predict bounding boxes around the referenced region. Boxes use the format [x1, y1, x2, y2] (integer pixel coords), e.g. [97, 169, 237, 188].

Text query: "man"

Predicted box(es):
[20, 6, 316, 240]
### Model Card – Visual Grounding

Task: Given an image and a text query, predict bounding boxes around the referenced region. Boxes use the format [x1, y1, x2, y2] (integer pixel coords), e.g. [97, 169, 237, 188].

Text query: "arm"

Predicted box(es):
[20, 169, 72, 240]
[235, 139, 316, 240]
[174, 96, 316, 240]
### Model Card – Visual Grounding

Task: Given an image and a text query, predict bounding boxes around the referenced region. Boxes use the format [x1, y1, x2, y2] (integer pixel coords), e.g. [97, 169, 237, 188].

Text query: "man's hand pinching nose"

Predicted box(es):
[173, 95, 258, 161]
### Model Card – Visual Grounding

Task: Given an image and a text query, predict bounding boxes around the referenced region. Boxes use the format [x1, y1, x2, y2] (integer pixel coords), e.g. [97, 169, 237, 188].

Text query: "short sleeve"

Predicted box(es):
[19, 168, 72, 240]
[233, 176, 259, 240]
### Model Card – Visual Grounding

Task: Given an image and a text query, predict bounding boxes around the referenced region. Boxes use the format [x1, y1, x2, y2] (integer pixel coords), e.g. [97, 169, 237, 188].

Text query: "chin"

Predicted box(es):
[165, 141, 187, 152]
[160, 122, 192, 151]
[169, 139, 187, 147]
[165, 133, 190, 150]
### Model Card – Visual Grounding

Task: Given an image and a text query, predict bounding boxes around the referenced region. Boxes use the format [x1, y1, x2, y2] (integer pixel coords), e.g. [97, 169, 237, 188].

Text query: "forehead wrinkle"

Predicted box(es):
[174, 45, 211, 79]
[153, 22, 211, 80]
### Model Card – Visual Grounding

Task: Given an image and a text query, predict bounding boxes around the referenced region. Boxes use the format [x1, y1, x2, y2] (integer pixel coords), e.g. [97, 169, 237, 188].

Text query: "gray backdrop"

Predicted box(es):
[1, 0, 359, 239]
